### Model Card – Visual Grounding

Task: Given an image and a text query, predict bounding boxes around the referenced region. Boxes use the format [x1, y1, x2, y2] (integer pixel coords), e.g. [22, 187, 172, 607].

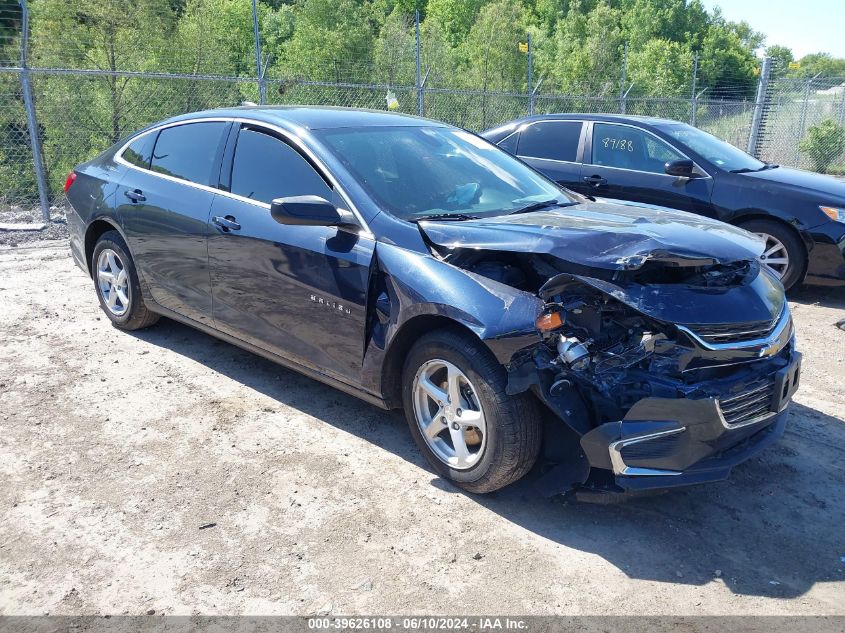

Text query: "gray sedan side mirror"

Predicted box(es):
[270, 195, 356, 227]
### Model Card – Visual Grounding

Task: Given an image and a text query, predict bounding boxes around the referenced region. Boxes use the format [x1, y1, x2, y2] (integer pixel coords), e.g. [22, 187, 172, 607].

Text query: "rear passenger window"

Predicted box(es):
[229, 127, 332, 204]
[518, 121, 582, 162]
[122, 133, 157, 169]
[150, 122, 228, 185]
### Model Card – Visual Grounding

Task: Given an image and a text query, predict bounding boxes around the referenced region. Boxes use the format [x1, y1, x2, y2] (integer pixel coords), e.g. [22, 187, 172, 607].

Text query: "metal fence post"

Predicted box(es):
[795, 72, 820, 166]
[251, 0, 266, 104]
[415, 10, 423, 116]
[619, 42, 628, 114]
[527, 32, 534, 116]
[18, 0, 50, 223]
[839, 88, 845, 127]
[690, 52, 699, 126]
[746, 56, 772, 158]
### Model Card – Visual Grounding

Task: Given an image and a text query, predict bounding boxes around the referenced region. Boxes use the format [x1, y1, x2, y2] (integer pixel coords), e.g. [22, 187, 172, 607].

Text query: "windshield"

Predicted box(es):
[656, 122, 765, 173]
[315, 126, 573, 221]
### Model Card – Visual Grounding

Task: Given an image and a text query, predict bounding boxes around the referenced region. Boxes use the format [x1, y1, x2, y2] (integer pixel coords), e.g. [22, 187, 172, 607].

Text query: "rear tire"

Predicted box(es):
[737, 218, 805, 291]
[401, 329, 542, 493]
[91, 231, 159, 331]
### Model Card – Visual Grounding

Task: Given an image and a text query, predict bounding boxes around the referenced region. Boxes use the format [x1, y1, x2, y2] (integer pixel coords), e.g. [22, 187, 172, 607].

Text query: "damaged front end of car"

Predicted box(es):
[419, 206, 802, 500]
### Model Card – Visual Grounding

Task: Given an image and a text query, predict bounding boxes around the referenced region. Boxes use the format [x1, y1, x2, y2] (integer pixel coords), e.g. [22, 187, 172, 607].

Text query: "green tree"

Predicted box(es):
[425, 0, 485, 46]
[461, 0, 529, 127]
[619, 0, 707, 51]
[463, 0, 528, 92]
[374, 6, 416, 86]
[697, 13, 759, 99]
[627, 38, 693, 97]
[788, 52, 845, 78]
[766, 44, 794, 78]
[544, 0, 624, 95]
[279, 0, 376, 81]
[175, 0, 273, 76]
[418, 17, 459, 87]
[29, 0, 177, 195]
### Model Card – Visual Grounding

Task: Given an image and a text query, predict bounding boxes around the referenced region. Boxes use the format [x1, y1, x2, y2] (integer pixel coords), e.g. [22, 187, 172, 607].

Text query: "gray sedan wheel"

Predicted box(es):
[412, 358, 487, 470]
[96, 248, 130, 317]
[401, 329, 542, 493]
[91, 230, 159, 330]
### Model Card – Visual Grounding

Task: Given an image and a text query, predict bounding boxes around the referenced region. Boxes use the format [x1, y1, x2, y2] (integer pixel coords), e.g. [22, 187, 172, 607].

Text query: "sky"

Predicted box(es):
[701, 0, 845, 58]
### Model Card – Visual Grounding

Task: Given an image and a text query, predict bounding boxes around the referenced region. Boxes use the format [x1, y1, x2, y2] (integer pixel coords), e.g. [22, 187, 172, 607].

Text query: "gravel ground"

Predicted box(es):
[0, 241, 843, 616]
[0, 207, 70, 247]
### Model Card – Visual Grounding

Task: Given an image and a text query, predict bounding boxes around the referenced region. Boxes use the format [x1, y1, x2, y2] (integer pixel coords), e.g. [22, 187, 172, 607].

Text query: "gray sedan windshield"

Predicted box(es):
[316, 126, 572, 221]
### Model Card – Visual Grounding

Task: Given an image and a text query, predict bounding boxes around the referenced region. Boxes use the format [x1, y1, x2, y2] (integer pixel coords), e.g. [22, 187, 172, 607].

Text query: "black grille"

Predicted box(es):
[718, 381, 776, 426]
[620, 432, 684, 462]
[684, 319, 776, 344]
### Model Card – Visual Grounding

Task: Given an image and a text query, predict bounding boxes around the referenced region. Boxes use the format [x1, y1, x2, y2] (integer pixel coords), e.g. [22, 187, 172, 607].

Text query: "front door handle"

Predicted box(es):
[124, 189, 146, 202]
[212, 215, 241, 232]
[583, 175, 608, 188]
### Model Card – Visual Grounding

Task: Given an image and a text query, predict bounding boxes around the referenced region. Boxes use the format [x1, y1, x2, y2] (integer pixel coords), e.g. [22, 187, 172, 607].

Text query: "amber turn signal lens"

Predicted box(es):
[820, 206, 845, 222]
[536, 311, 563, 331]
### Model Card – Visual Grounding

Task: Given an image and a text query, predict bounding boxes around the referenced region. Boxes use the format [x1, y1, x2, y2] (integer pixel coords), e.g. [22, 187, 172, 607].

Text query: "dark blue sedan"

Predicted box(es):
[483, 113, 845, 290]
[65, 107, 800, 499]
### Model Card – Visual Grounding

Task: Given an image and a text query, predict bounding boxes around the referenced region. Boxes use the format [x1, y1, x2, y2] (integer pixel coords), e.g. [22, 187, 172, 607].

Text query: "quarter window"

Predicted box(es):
[229, 127, 331, 204]
[592, 123, 684, 174]
[122, 133, 157, 169]
[149, 122, 228, 185]
[518, 121, 583, 162]
[497, 132, 519, 154]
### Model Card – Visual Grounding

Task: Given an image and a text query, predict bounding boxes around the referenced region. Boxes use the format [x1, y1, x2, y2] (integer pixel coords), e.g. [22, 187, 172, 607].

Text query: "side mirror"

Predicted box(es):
[665, 159, 698, 178]
[270, 195, 355, 227]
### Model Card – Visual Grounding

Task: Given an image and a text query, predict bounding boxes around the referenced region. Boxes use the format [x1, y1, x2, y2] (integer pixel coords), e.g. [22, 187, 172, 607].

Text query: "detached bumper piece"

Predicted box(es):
[579, 352, 801, 494]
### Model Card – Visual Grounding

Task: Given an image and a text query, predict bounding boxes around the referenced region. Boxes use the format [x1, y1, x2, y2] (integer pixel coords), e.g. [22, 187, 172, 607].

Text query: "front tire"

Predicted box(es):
[91, 230, 159, 331]
[401, 329, 542, 493]
[737, 218, 805, 291]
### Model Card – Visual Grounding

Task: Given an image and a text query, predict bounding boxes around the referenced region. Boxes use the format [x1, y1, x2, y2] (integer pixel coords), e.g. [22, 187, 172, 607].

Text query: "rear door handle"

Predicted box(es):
[124, 189, 146, 202]
[212, 215, 241, 232]
[582, 175, 608, 188]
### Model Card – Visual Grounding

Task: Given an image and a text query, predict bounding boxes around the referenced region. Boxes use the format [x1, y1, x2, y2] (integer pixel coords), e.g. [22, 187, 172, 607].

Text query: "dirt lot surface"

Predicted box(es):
[1, 241, 844, 616]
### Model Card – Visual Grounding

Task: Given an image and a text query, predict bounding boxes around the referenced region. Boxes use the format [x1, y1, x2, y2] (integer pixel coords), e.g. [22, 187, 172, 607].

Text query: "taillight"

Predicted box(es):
[63, 171, 77, 193]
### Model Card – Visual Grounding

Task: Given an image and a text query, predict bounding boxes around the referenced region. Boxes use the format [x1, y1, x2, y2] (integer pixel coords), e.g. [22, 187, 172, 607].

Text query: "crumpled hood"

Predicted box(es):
[419, 201, 764, 270]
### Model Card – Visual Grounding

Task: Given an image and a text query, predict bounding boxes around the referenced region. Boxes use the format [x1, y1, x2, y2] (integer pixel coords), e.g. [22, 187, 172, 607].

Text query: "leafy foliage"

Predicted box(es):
[788, 52, 845, 79]
[799, 119, 845, 174]
[5, 0, 844, 203]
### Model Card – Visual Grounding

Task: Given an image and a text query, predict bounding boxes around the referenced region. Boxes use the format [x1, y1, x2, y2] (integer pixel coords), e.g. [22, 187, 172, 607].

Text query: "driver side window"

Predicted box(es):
[592, 123, 683, 174]
[229, 127, 332, 204]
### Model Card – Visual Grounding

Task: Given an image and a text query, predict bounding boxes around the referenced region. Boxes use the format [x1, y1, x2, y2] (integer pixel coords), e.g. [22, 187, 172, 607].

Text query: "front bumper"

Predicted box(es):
[579, 351, 801, 493]
[805, 223, 845, 285]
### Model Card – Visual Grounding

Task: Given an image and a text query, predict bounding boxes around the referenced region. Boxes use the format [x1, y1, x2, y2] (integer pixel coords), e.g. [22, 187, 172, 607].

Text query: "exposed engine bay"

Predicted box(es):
[426, 239, 800, 499]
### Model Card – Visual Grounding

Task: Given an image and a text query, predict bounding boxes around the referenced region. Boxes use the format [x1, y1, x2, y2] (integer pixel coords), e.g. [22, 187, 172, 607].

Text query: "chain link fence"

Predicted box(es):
[758, 76, 845, 173]
[2, 1, 845, 229]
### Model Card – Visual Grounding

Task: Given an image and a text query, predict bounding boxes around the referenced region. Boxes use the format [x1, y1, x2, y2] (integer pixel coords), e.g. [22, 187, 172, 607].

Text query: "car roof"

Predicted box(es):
[481, 113, 683, 137]
[159, 105, 446, 131]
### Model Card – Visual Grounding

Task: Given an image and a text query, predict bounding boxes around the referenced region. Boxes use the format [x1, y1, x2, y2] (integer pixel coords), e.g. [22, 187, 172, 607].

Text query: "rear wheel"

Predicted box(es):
[401, 329, 542, 493]
[91, 231, 159, 330]
[737, 218, 805, 291]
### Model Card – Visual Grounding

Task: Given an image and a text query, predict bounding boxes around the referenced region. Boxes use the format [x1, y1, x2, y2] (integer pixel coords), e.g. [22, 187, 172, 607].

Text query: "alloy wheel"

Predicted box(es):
[756, 232, 790, 280]
[412, 359, 487, 470]
[96, 248, 130, 317]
